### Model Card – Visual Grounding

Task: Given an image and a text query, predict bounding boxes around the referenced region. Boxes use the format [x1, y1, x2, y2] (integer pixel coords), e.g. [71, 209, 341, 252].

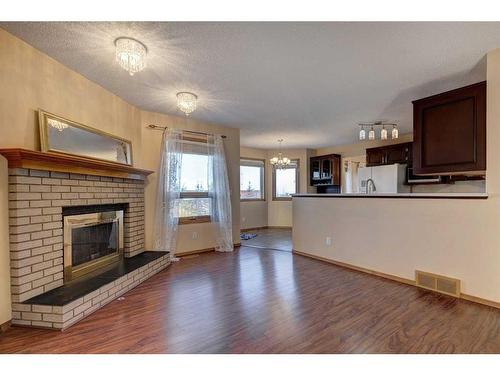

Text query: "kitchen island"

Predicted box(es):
[292, 193, 499, 306]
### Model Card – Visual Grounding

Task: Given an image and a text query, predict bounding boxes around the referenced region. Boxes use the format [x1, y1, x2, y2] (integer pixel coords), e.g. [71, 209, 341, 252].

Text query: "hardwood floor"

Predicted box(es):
[241, 227, 292, 251]
[0, 246, 498, 353]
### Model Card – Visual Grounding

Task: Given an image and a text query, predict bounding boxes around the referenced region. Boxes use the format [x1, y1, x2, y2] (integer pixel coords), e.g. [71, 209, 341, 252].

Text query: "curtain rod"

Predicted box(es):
[147, 124, 227, 139]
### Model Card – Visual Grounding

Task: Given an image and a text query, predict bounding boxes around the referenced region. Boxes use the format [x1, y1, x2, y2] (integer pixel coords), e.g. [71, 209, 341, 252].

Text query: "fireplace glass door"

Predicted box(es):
[64, 210, 124, 281]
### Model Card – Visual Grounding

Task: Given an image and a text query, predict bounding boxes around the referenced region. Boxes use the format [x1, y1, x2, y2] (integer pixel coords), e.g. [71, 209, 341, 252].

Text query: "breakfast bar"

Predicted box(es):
[292, 193, 499, 304]
[293, 193, 488, 199]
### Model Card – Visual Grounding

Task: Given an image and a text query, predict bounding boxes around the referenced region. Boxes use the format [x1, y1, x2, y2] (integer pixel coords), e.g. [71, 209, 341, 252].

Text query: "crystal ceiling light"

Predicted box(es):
[270, 139, 291, 169]
[115, 37, 147, 76]
[176, 92, 198, 116]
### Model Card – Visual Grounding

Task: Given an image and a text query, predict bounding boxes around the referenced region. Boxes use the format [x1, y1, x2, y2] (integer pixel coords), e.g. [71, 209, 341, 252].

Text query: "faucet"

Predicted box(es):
[366, 178, 376, 194]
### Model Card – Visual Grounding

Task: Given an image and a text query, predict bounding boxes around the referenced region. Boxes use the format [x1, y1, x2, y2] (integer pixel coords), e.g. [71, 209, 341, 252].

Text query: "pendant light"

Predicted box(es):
[270, 139, 291, 169]
[368, 126, 375, 140]
[391, 125, 399, 139]
[356, 122, 399, 141]
[359, 125, 366, 140]
[381, 125, 388, 140]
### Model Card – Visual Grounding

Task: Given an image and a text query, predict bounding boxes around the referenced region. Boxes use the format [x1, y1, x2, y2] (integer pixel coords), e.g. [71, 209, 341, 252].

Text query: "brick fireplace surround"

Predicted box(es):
[2, 149, 170, 330]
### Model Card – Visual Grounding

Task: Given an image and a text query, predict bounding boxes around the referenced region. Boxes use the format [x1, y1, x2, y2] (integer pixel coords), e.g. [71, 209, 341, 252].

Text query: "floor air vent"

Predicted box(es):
[415, 270, 461, 297]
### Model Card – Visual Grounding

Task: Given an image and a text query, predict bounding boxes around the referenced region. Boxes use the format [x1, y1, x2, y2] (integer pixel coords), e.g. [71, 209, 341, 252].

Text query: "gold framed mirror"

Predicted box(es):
[38, 110, 133, 166]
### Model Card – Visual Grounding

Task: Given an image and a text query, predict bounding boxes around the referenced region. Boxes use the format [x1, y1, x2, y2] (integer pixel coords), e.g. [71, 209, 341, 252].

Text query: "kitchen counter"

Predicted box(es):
[292, 190, 499, 303]
[292, 193, 488, 199]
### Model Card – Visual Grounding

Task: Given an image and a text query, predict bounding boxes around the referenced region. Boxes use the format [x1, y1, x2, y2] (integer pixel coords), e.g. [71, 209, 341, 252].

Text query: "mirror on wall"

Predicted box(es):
[38, 110, 133, 166]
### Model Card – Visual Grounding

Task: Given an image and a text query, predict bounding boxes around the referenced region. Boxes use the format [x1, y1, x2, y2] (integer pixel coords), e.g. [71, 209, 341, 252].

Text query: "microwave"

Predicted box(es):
[406, 166, 441, 184]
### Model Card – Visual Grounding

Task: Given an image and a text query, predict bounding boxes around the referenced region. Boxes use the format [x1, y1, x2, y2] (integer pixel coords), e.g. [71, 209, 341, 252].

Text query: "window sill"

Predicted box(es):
[178, 216, 211, 225]
[272, 197, 292, 201]
[240, 198, 266, 202]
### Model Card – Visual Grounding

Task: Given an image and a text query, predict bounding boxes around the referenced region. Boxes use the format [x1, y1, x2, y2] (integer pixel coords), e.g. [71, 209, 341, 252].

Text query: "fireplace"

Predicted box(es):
[2, 154, 167, 329]
[63, 205, 125, 282]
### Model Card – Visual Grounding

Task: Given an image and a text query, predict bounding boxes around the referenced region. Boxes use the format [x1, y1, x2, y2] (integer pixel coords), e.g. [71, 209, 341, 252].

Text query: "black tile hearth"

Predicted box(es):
[25, 251, 168, 306]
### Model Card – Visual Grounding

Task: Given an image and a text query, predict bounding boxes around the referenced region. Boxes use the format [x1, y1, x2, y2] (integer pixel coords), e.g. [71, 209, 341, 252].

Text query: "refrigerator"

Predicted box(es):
[357, 164, 409, 194]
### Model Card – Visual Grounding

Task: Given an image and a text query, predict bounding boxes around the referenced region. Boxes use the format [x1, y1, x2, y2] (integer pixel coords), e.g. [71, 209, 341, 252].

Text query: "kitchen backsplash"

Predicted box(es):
[410, 180, 485, 194]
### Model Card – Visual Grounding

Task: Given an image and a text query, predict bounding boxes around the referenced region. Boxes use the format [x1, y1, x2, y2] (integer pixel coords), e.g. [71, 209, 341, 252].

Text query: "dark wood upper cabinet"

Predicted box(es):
[412, 81, 486, 175]
[366, 148, 385, 166]
[366, 142, 412, 167]
[310, 153, 341, 190]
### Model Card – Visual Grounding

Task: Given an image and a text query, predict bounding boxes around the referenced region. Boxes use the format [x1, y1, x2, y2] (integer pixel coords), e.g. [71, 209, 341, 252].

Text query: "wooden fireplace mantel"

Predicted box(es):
[0, 148, 154, 180]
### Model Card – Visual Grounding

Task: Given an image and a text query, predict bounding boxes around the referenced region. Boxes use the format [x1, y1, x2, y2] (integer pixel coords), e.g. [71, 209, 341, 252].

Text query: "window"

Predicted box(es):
[179, 148, 211, 223]
[272, 159, 299, 200]
[240, 159, 265, 201]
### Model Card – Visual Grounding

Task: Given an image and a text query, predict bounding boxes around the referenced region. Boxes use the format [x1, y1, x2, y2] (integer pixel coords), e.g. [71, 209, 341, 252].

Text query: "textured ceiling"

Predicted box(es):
[2, 22, 500, 148]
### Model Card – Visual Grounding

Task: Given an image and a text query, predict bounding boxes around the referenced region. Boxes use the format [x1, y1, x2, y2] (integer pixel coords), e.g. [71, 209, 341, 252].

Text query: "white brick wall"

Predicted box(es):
[8, 168, 146, 303]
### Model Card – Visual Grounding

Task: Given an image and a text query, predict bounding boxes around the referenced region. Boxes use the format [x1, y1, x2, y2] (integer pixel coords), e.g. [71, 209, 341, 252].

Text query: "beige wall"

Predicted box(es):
[0, 29, 143, 163]
[0, 28, 240, 271]
[0, 157, 11, 325]
[292, 49, 500, 303]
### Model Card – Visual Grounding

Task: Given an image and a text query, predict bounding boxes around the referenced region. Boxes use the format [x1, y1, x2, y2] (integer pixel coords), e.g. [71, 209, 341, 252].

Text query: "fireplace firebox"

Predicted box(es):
[63, 206, 124, 282]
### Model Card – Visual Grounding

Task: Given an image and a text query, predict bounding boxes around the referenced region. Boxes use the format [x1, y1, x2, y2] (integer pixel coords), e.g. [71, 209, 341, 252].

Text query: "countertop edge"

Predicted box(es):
[292, 194, 488, 199]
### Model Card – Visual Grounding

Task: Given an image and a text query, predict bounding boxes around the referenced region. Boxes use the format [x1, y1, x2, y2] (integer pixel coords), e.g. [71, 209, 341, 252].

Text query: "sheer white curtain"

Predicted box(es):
[207, 134, 233, 252]
[153, 129, 233, 257]
[152, 128, 183, 261]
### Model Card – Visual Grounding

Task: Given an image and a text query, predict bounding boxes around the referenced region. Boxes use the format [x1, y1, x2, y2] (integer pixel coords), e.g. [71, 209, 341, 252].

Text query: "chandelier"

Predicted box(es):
[177, 92, 198, 116]
[115, 37, 148, 76]
[48, 118, 68, 132]
[270, 139, 291, 169]
[359, 121, 398, 141]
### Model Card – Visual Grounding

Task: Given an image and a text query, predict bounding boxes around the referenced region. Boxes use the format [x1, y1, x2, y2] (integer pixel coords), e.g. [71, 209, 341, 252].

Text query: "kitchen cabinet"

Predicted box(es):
[321, 158, 331, 179]
[412, 81, 486, 175]
[366, 148, 385, 166]
[310, 153, 341, 192]
[366, 142, 412, 167]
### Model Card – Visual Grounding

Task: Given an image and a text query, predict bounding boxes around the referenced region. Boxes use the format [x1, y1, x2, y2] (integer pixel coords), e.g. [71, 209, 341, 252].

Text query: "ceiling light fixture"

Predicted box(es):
[391, 125, 399, 140]
[270, 139, 291, 169]
[115, 37, 147, 76]
[358, 122, 399, 141]
[381, 125, 388, 140]
[359, 125, 366, 140]
[176, 92, 198, 116]
[368, 126, 375, 140]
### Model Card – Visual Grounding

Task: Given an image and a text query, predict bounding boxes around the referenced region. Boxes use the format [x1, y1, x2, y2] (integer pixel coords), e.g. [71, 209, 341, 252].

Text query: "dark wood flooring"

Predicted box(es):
[0, 246, 498, 353]
[241, 228, 292, 251]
